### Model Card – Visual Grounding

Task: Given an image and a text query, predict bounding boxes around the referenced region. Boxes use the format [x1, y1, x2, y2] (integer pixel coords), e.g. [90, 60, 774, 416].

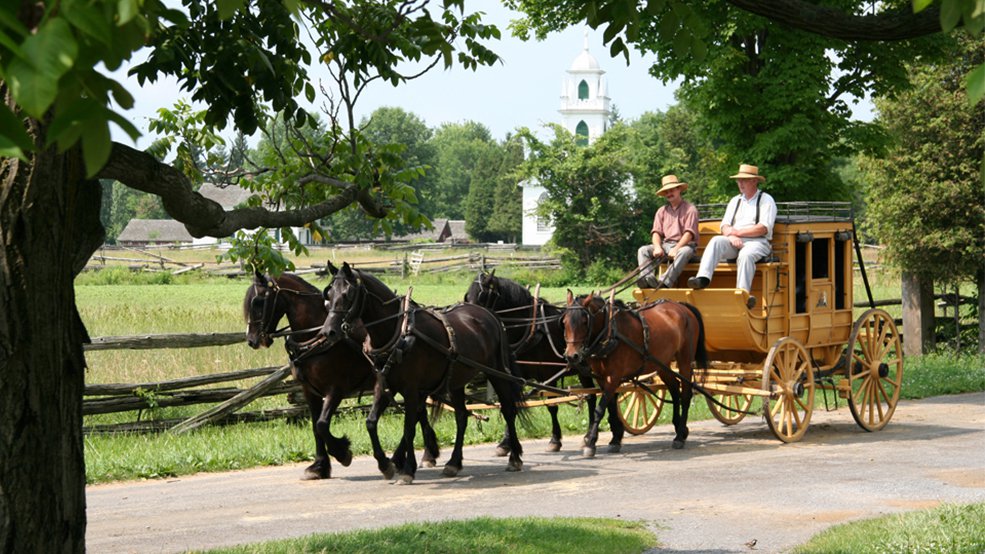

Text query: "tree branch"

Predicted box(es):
[96, 142, 375, 238]
[725, 0, 942, 41]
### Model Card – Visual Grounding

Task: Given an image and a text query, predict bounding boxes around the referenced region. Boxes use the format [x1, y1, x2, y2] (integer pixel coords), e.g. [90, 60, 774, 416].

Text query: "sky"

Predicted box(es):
[110, 3, 871, 149]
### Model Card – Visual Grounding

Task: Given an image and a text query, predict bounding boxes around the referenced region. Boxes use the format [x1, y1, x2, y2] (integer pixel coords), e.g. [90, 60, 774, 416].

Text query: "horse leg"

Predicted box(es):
[302, 391, 331, 480]
[580, 373, 598, 448]
[489, 378, 523, 472]
[606, 395, 626, 453]
[676, 367, 694, 448]
[365, 382, 396, 480]
[583, 389, 612, 458]
[418, 406, 439, 468]
[394, 394, 420, 485]
[316, 391, 353, 468]
[667, 383, 686, 449]
[545, 405, 563, 452]
[442, 388, 468, 477]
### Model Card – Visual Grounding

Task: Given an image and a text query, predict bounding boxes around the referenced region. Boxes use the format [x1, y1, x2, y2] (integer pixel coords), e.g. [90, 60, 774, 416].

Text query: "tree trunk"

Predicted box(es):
[1, 138, 104, 552]
[901, 272, 935, 356]
[979, 267, 984, 355]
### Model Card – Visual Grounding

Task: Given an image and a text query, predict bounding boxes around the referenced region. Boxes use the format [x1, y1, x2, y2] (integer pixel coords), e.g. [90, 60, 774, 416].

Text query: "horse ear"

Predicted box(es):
[341, 261, 352, 274]
[326, 261, 339, 276]
[489, 268, 496, 278]
[566, 289, 574, 305]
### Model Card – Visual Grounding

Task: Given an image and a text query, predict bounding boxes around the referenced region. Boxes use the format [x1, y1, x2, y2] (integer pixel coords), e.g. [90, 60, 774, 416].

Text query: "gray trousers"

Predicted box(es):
[696, 236, 772, 292]
[637, 241, 695, 287]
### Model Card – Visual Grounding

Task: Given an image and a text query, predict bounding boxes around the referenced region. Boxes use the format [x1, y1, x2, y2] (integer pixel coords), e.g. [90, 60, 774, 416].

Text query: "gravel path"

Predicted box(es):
[87, 392, 985, 553]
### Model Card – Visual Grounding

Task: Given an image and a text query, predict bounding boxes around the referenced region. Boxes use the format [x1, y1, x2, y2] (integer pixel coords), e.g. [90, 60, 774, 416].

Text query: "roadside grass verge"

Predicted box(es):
[197, 517, 657, 554]
[793, 502, 985, 554]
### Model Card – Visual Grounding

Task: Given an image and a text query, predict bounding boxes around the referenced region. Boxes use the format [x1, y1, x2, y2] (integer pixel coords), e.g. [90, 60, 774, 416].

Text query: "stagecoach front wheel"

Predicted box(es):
[762, 337, 815, 443]
[707, 393, 754, 426]
[846, 309, 903, 432]
[617, 386, 665, 435]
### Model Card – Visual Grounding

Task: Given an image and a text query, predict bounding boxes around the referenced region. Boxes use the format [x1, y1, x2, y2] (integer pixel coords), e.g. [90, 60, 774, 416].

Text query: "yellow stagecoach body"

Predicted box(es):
[633, 202, 857, 370]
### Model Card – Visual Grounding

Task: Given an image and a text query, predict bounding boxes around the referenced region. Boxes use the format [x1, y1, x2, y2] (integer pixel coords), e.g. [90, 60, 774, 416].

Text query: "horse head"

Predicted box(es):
[562, 290, 606, 367]
[464, 269, 498, 308]
[319, 261, 368, 350]
[244, 270, 286, 349]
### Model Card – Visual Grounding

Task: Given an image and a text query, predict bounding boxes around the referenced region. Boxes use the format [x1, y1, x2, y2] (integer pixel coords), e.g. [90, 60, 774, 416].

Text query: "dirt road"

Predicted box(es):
[86, 393, 985, 553]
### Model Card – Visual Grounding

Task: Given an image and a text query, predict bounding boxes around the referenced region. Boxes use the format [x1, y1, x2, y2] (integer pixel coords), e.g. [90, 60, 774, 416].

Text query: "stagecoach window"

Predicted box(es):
[812, 238, 830, 279]
[834, 237, 848, 310]
[795, 243, 807, 313]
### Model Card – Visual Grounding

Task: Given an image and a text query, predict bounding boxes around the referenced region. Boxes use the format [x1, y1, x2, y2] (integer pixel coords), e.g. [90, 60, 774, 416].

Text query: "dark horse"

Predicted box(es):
[318, 262, 526, 484]
[464, 270, 620, 453]
[563, 292, 708, 455]
[243, 271, 439, 479]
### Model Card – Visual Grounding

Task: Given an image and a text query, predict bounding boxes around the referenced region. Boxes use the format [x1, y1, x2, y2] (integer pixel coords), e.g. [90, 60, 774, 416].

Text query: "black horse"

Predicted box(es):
[243, 271, 439, 479]
[318, 261, 526, 484]
[464, 270, 621, 453]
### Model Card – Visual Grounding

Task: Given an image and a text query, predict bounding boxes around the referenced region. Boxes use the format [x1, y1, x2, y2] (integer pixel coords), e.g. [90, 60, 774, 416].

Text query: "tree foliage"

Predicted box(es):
[860, 35, 985, 285]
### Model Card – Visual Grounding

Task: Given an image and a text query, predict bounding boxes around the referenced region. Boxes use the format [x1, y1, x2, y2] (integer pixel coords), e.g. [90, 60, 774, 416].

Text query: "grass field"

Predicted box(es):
[78, 247, 984, 484]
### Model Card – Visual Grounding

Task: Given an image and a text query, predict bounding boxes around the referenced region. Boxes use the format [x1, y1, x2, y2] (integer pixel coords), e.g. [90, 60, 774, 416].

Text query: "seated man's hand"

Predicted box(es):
[652, 244, 664, 258]
[728, 236, 743, 249]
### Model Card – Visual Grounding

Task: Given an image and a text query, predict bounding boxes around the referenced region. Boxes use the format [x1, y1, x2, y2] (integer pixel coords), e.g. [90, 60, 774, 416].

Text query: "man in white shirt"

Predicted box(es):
[687, 164, 777, 309]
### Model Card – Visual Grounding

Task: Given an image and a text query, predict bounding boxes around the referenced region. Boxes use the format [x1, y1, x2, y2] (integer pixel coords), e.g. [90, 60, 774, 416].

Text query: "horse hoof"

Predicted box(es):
[607, 443, 622, 454]
[544, 441, 562, 453]
[442, 465, 461, 477]
[338, 450, 353, 467]
[672, 440, 686, 450]
[494, 445, 510, 457]
[421, 459, 436, 469]
[395, 474, 414, 485]
[381, 462, 396, 480]
[506, 460, 522, 472]
[301, 468, 328, 481]
[582, 446, 597, 458]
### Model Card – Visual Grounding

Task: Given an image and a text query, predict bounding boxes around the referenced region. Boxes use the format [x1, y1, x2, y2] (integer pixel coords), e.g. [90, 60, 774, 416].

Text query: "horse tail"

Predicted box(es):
[682, 303, 708, 370]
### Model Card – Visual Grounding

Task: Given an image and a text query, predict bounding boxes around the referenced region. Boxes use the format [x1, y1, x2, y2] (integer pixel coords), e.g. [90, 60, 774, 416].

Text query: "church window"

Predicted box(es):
[575, 121, 589, 146]
[578, 80, 590, 100]
[536, 192, 551, 232]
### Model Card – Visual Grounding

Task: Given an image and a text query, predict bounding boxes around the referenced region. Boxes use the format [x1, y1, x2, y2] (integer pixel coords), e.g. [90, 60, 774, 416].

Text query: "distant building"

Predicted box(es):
[116, 219, 193, 247]
[522, 32, 612, 246]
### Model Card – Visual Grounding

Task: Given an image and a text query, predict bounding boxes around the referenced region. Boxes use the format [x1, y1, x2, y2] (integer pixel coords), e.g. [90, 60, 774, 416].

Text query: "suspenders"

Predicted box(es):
[729, 192, 761, 226]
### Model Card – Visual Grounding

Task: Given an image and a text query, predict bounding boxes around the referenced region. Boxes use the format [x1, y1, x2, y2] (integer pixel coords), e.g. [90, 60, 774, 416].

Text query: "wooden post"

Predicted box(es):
[901, 272, 935, 356]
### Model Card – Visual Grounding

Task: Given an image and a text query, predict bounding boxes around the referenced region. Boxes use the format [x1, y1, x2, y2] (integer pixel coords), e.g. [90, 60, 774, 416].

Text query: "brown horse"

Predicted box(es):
[243, 271, 439, 479]
[464, 270, 618, 453]
[563, 292, 707, 455]
[318, 261, 527, 484]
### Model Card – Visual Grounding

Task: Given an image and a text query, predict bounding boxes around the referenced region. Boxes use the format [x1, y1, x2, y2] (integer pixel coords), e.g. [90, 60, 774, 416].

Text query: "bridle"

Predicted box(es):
[327, 273, 367, 342]
[470, 273, 500, 310]
[563, 298, 608, 367]
[248, 279, 285, 345]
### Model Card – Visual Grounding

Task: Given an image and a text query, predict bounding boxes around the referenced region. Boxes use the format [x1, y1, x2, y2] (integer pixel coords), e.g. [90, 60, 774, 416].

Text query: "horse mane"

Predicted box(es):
[276, 272, 320, 295]
[490, 274, 535, 308]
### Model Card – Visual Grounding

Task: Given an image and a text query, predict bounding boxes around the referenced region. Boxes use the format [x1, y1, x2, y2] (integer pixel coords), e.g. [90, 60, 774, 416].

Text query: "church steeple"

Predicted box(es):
[559, 30, 611, 145]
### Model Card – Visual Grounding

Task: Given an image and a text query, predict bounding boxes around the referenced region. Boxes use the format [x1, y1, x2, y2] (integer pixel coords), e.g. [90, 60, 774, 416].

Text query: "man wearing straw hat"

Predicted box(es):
[688, 164, 777, 309]
[636, 174, 699, 289]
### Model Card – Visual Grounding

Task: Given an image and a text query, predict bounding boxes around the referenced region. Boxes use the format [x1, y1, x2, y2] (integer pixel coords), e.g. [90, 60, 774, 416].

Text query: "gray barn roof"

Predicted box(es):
[116, 219, 193, 243]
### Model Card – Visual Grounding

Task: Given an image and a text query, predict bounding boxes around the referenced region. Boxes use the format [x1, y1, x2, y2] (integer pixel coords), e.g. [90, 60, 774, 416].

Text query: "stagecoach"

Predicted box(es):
[620, 201, 904, 442]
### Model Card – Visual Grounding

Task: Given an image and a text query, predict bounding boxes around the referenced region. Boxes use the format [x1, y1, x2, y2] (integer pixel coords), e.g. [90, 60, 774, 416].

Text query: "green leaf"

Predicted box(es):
[62, 3, 112, 47]
[912, 0, 934, 12]
[216, 0, 245, 20]
[8, 18, 79, 118]
[81, 119, 111, 177]
[966, 63, 985, 106]
[0, 104, 32, 158]
[116, 0, 139, 25]
[940, 0, 964, 31]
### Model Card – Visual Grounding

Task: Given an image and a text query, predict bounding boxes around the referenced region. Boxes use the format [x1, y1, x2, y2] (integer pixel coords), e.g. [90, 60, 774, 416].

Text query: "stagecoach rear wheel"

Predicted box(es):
[846, 309, 903, 432]
[762, 337, 815, 443]
[617, 386, 665, 435]
[706, 393, 754, 426]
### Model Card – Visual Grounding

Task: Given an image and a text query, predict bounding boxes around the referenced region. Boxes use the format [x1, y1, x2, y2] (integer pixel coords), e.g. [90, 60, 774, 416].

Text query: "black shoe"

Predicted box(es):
[645, 275, 661, 288]
[687, 276, 710, 290]
[636, 277, 650, 288]
[746, 295, 757, 309]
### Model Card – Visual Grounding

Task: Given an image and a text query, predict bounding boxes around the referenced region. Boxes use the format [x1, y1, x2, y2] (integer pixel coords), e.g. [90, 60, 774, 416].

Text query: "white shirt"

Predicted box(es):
[721, 190, 777, 240]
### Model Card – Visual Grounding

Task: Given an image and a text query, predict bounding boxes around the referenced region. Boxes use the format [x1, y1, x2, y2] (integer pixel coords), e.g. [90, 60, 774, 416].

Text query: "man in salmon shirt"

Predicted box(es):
[636, 174, 699, 289]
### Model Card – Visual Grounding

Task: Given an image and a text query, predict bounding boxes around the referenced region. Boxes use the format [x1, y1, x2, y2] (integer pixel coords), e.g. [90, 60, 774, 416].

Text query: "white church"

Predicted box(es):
[521, 34, 612, 246]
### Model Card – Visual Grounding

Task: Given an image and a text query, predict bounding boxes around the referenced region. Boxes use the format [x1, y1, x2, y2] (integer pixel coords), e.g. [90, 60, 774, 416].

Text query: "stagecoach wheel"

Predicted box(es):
[617, 386, 665, 435]
[706, 393, 754, 426]
[846, 309, 903, 432]
[762, 337, 815, 443]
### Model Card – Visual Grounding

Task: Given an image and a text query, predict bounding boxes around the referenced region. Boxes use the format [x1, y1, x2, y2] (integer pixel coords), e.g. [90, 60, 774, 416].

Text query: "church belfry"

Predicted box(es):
[559, 31, 611, 145]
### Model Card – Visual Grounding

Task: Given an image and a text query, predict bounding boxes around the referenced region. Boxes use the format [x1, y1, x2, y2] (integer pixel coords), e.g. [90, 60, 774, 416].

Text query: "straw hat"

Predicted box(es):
[730, 164, 766, 182]
[656, 174, 688, 196]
